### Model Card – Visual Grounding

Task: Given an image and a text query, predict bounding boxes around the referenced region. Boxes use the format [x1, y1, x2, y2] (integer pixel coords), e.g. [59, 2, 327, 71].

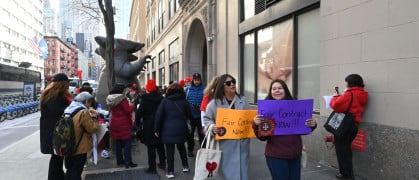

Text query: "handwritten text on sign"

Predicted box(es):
[257, 99, 314, 135]
[215, 109, 258, 140]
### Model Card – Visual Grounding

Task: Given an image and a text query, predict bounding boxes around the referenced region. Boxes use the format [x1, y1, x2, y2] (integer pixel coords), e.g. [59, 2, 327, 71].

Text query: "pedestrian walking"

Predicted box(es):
[203, 74, 251, 180]
[154, 83, 191, 179]
[185, 73, 205, 157]
[252, 79, 317, 180]
[135, 79, 166, 174]
[106, 84, 137, 168]
[330, 74, 368, 179]
[40, 73, 72, 180]
[63, 92, 100, 180]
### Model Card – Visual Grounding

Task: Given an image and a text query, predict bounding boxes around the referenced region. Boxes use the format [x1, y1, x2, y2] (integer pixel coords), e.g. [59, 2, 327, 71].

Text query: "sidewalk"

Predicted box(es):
[0, 130, 342, 180]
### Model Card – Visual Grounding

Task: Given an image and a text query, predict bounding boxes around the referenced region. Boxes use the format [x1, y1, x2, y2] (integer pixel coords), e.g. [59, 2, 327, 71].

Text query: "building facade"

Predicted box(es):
[44, 36, 78, 82]
[130, 0, 419, 179]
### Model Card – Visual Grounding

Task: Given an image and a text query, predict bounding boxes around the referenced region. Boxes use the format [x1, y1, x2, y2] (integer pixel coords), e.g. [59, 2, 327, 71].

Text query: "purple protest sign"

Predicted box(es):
[257, 99, 314, 135]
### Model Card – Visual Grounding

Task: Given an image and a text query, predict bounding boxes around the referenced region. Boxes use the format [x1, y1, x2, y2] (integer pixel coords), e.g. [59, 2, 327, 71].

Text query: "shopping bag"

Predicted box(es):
[194, 126, 222, 180]
[351, 130, 366, 151]
[324, 92, 355, 138]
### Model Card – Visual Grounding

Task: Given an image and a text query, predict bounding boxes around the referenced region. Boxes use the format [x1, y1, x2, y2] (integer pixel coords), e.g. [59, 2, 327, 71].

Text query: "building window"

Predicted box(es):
[242, 33, 256, 103]
[159, 50, 165, 66]
[159, 67, 165, 86]
[169, 38, 179, 62]
[169, 62, 179, 82]
[243, 0, 255, 20]
[169, 0, 175, 19]
[240, 8, 320, 112]
[297, 9, 320, 111]
[158, 0, 165, 32]
[151, 56, 156, 70]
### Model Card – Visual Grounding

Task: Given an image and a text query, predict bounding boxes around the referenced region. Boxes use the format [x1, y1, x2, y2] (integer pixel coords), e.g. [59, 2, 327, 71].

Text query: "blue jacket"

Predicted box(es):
[154, 93, 192, 144]
[185, 84, 204, 106]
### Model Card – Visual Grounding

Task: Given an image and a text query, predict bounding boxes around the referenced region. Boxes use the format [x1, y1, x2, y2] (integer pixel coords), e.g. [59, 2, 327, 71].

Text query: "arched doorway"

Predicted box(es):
[185, 19, 208, 84]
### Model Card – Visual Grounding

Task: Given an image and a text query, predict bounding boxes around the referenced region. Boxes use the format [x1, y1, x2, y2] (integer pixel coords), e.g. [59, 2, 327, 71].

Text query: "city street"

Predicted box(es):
[0, 112, 341, 180]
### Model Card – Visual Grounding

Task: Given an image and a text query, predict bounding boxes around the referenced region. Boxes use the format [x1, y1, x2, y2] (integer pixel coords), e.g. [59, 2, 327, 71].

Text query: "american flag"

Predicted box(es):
[28, 36, 41, 56]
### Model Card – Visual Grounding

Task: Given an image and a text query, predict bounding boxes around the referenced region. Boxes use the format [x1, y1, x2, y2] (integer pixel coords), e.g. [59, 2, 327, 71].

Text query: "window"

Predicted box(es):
[242, 33, 256, 103]
[257, 19, 293, 100]
[158, 0, 165, 32]
[159, 67, 165, 86]
[169, 62, 179, 82]
[240, 8, 320, 112]
[159, 50, 165, 66]
[169, 38, 179, 62]
[169, 0, 178, 19]
[243, 0, 255, 20]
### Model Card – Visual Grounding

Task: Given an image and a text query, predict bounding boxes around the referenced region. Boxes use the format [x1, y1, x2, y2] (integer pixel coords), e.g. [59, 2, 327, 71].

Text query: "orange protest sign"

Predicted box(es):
[215, 108, 258, 140]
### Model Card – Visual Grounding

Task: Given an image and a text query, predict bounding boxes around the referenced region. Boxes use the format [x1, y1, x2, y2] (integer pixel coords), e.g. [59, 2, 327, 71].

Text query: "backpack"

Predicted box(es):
[53, 107, 85, 157]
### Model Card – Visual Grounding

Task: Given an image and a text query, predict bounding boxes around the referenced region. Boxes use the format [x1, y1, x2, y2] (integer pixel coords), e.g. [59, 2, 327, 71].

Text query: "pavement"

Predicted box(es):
[0, 128, 344, 180]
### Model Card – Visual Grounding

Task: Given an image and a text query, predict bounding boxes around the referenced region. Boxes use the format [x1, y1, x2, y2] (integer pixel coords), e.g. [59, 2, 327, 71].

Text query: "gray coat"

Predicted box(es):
[203, 95, 250, 180]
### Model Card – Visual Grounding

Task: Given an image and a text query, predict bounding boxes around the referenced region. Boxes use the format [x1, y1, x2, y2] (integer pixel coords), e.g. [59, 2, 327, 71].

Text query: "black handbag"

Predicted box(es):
[324, 91, 355, 138]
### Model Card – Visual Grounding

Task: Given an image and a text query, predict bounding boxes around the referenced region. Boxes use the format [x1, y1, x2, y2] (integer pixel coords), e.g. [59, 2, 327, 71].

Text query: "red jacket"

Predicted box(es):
[330, 87, 368, 124]
[107, 95, 135, 140]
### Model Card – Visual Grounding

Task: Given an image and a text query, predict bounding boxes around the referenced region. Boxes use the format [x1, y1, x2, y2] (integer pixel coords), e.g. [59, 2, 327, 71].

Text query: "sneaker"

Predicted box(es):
[101, 150, 110, 159]
[182, 166, 190, 172]
[165, 172, 175, 179]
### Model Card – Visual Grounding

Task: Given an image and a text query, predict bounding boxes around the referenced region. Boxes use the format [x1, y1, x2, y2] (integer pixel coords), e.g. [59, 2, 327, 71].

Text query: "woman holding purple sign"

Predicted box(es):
[252, 79, 317, 180]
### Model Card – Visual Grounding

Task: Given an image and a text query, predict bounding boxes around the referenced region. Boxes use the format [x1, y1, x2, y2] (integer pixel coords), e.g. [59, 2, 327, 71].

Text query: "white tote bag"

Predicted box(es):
[193, 126, 222, 180]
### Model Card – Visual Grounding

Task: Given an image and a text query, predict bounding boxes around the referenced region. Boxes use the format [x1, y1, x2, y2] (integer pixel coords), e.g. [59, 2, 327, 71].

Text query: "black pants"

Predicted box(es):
[147, 144, 166, 170]
[187, 117, 204, 152]
[335, 126, 358, 177]
[165, 143, 188, 173]
[48, 154, 64, 180]
[64, 153, 87, 180]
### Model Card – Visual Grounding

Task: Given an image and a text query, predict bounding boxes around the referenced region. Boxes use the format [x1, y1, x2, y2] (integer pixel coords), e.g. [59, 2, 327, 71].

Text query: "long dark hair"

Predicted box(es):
[165, 83, 186, 98]
[213, 74, 240, 104]
[265, 79, 294, 100]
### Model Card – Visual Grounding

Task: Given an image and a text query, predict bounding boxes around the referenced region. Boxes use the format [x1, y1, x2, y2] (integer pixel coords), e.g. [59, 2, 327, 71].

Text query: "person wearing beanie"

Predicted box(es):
[179, 79, 185, 87]
[62, 91, 100, 179]
[40, 73, 72, 180]
[184, 77, 193, 88]
[135, 79, 166, 173]
[185, 73, 205, 157]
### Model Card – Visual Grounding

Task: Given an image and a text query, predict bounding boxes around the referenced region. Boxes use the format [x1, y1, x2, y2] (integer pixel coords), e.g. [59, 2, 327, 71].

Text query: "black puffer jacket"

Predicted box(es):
[135, 91, 164, 145]
[40, 95, 70, 154]
[154, 93, 191, 144]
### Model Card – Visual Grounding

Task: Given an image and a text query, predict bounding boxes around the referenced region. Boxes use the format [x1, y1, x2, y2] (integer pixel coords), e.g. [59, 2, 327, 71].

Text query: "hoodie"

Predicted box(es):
[106, 93, 135, 140]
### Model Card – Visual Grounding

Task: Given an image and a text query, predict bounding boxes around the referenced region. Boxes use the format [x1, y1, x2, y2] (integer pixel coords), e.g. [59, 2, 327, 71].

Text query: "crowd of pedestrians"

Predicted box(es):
[39, 72, 367, 180]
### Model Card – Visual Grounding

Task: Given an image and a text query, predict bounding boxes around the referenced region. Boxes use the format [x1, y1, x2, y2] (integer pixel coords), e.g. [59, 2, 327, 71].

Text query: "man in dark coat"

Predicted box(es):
[135, 79, 166, 173]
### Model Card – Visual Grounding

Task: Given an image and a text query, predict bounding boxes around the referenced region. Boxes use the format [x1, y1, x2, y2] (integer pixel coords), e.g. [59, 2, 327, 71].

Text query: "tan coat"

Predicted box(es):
[72, 110, 100, 155]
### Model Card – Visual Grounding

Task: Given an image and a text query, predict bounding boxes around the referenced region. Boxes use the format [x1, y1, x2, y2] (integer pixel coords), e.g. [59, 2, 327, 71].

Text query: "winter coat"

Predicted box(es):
[40, 94, 71, 154]
[135, 91, 164, 145]
[203, 95, 251, 180]
[154, 93, 191, 144]
[64, 101, 100, 155]
[106, 94, 135, 140]
[330, 87, 368, 124]
[185, 85, 204, 106]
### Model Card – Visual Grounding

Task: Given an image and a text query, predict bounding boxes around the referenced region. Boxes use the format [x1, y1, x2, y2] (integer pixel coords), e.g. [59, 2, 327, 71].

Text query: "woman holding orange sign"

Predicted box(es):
[252, 79, 317, 180]
[203, 74, 251, 180]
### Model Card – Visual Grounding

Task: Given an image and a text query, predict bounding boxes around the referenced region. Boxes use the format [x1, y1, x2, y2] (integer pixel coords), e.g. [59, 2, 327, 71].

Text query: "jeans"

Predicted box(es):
[48, 154, 64, 180]
[115, 139, 132, 165]
[266, 156, 301, 180]
[64, 153, 87, 180]
[166, 143, 188, 173]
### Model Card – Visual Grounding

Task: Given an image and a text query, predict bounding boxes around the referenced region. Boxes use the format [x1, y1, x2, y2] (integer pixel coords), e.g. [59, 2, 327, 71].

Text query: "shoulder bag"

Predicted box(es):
[323, 91, 355, 138]
[193, 125, 222, 180]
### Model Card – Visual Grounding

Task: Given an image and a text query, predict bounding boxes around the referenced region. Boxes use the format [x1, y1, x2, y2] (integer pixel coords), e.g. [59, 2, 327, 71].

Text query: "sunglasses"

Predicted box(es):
[224, 79, 236, 86]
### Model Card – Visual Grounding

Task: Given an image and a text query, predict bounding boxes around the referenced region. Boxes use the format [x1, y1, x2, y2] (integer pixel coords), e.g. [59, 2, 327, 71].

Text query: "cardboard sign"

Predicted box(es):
[351, 130, 366, 151]
[257, 99, 314, 135]
[215, 109, 258, 140]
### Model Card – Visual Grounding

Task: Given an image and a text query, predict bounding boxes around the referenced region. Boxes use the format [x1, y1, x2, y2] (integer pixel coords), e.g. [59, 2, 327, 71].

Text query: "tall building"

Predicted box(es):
[129, 0, 419, 179]
[0, 0, 44, 92]
[114, 0, 133, 39]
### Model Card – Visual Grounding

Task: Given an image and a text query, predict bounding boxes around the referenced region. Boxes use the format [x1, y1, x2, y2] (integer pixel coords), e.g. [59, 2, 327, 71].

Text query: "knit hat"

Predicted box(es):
[53, 73, 69, 82]
[193, 73, 201, 80]
[145, 79, 157, 92]
[185, 77, 193, 82]
[179, 79, 185, 87]
[74, 92, 93, 102]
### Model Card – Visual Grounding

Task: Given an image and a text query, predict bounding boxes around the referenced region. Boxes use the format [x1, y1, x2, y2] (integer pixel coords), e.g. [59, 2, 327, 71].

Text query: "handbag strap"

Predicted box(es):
[201, 124, 219, 150]
[172, 100, 188, 120]
[345, 91, 354, 113]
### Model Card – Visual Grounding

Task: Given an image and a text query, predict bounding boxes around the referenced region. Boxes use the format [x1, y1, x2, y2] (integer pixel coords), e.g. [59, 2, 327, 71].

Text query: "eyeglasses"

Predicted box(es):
[224, 79, 236, 86]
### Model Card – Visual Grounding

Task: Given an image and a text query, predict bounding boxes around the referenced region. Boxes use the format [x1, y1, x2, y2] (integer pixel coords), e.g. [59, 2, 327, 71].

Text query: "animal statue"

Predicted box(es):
[94, 36, 151, 109]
